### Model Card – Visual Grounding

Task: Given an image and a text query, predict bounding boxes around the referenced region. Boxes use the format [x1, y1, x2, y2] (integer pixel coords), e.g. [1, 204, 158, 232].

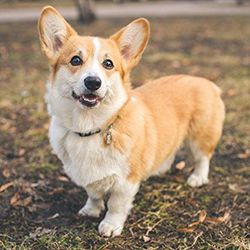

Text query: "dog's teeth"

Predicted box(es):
[83, 97, 96, 103]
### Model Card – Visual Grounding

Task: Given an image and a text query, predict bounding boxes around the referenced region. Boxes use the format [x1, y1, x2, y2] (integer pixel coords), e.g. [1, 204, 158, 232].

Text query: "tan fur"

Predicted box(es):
[115, 75, 225, 182]
[38, 6, 225, 183]
[38, 6, 77, 62]
[104, 75, 225, 182]
[38, 6, 225, 237]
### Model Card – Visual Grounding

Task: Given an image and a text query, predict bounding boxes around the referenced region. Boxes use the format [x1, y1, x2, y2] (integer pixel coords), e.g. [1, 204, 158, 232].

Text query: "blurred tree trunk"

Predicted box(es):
[236, 0, 244, 5]
[74, 0, 96, 23]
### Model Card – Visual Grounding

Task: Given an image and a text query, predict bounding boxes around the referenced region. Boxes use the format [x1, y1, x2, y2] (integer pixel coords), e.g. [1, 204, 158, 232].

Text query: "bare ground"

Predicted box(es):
[0, 17, 249, 249]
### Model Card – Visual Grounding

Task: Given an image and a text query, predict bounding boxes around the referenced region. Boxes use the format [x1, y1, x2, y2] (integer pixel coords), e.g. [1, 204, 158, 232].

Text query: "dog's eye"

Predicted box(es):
[102, 59, 114, 70]
[70, 56, 83, 66]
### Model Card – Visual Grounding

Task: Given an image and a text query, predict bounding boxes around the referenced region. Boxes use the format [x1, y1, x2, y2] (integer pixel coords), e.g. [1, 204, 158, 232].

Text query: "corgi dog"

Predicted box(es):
[38, 6, 225, 237]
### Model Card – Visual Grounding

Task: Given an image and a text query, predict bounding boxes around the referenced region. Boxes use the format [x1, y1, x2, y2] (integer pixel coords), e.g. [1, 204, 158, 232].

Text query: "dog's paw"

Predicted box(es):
[78, 204, 103, 218]
[98, 220, 123, 237]
[187, 174, 209, 187]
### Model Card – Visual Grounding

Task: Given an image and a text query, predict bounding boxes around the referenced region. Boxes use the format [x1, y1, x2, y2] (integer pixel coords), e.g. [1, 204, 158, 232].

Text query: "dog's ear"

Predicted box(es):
[38, 6, 77, 60]
[110, 18, 150, 69]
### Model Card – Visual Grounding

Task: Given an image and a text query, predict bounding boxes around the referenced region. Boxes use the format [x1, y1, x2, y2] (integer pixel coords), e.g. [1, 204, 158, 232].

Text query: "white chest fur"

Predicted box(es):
[49, 117, 128, 188]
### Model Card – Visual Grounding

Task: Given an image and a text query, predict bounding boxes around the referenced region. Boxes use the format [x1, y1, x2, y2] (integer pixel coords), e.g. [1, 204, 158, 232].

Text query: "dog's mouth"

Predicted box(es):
[72, 91, 102, 108]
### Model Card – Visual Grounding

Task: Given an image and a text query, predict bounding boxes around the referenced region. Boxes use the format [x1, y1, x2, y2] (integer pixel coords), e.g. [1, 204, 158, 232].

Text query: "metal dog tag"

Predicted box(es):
[105, 130, 112, 145]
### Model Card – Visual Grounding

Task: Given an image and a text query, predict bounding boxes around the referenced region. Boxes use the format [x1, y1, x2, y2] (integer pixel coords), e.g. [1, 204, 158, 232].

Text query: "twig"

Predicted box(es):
[183, 232, 203, 250]
[146, 218, 165, 236]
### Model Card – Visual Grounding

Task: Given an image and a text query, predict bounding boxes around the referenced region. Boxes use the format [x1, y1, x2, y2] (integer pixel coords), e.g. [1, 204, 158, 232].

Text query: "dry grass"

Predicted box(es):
[0, 17, 249, 249]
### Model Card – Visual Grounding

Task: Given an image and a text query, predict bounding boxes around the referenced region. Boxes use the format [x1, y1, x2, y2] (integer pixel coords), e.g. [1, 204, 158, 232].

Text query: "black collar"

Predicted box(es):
[74, 97, 130, 143]
[76, 128, 101, 137]
[75, 124, 113, 145]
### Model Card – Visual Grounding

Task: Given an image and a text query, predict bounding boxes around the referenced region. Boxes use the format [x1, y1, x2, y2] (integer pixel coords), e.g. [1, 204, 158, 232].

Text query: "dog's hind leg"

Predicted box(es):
[186, 91, 224, 187]
[187, 141, 210, 187]
[186, 110, 224, 187]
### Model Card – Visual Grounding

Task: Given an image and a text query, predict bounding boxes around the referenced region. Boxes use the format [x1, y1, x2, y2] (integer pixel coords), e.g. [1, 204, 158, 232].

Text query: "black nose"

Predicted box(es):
[84, 76, 102, 91]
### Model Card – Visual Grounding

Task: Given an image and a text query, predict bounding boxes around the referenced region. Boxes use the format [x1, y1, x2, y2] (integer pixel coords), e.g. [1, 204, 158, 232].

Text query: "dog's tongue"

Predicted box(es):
[83, 94, 98, 100]
[79, 93, 99, 107]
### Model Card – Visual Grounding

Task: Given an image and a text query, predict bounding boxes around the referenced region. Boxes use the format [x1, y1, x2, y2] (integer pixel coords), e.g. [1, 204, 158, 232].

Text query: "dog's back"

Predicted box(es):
[131, 75, 225, 186]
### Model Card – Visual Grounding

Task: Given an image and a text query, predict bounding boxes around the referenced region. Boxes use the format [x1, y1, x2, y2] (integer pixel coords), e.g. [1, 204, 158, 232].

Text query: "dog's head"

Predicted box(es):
[38, 6, 150, 110]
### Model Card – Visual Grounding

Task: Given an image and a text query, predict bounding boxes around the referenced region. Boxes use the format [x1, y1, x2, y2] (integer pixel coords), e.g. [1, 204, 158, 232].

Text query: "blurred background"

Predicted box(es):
[0, 0, 249, 249]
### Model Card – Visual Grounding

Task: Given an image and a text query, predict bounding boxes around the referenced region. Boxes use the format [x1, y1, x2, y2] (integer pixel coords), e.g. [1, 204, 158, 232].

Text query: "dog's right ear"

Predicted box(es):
[38, 6, 77, 60]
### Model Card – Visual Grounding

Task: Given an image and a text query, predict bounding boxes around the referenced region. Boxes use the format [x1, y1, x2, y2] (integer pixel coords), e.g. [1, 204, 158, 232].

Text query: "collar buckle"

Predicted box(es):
[105, 125, 113, 145]
[75, 124, 113, 145]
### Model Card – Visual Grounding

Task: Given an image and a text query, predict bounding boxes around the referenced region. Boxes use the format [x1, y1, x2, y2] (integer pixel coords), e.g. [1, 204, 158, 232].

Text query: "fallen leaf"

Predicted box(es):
[234, 167, 250, 174]
[10, 192, 20, 205]
[237, 149, 250, 159]
[226, 88, 238, 97]
[15, 196, 32, 207]
[0, 181, 14, 192]
[177, 225, 196, 233]
[2, 168, 11, 178]
[18, 148, 26, 157]
[186, 198, 198, 207]
[205, 211, 230, 224]
[229, 184, 245, 193]
[57, 176, 69, 182]
[28, 203, 50, 212]
[48, 187, 65, 195]
[10, 192, 32, 207]
[0, 122, 12, 131]
[29, 227, 55, 239]
[188, 221, 200, 228]
[179, 210, 207, 231]
[176, 161, 186, 170]
[143, 235, 150, 242]
[0, 100, 12, 107]
[188, 210, 207, 227]
[30, 180, 46, 188]
[199, 210, 207, 223]
[43, 122, 49, 130]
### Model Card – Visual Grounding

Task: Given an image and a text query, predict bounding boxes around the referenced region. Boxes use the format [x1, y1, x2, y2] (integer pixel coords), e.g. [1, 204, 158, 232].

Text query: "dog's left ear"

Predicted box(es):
[38, 6, 77, 60]
[110, 18, 150, 69]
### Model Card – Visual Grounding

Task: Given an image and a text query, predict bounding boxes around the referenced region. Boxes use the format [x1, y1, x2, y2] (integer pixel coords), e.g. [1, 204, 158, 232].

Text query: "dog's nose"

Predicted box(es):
[84, 76, 102, 91]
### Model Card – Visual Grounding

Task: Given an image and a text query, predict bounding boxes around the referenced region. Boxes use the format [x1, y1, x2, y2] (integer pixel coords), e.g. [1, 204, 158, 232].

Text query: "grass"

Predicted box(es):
[0, 16, 250, 249]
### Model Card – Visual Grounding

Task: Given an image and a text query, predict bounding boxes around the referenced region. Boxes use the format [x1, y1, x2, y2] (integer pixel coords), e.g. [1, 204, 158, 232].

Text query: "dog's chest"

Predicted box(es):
[50, 120, 127, 188]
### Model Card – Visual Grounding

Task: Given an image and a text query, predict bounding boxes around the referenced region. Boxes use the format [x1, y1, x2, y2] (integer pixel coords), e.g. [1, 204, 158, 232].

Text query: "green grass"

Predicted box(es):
[0, 17, 249, 249]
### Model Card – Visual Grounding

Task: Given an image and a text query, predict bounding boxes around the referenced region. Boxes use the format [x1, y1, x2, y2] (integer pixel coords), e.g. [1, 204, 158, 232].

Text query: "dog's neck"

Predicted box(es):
[46, 83, 129, 135]
[71, 94, 128, 134]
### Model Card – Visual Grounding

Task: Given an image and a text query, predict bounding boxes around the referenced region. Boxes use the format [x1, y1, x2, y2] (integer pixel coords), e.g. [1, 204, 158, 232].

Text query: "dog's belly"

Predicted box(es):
[153, 154, 175, 176]
[49, 117, 128, 188]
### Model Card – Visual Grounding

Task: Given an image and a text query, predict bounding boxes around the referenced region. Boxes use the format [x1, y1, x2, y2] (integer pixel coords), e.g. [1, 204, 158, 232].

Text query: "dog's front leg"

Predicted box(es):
[78, 184, 105, 218]
[98, 181, 139, 237]
[78, 197, 104, 218]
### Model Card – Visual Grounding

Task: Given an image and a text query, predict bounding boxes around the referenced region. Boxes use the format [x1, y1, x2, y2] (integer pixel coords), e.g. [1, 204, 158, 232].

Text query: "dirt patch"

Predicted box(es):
[0, 17, 249, 249]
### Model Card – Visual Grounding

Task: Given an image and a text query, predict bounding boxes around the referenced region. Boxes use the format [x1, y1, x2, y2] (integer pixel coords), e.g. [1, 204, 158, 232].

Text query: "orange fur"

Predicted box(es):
[111, 75, 225, 182]
[38, 6, 225, 184]
[38, 7, 225, 237]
